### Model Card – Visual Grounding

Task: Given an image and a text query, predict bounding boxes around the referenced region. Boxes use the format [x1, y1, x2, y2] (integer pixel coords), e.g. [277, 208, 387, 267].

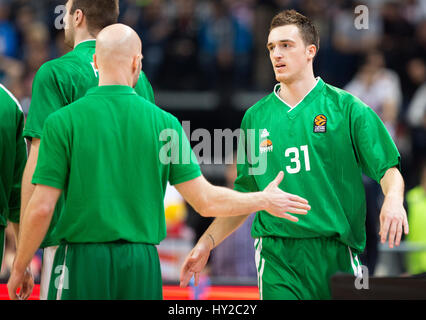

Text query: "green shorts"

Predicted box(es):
[47, 241, 163, 300]
[254, 236, 362, 300]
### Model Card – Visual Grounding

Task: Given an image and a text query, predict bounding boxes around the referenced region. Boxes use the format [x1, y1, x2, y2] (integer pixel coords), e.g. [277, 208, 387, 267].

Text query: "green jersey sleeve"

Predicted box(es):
[234, 112, 259, 193]
[166, 116, 201, 185]
[8, 104, 27, 223]
[32, 113, 70, 190]
[350, 98, 400, 183]
[23, 63, 67, 140]
[134, 71, 155, 104]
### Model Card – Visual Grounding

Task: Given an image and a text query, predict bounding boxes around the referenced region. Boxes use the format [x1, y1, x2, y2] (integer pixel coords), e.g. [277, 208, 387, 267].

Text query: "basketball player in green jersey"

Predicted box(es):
[20, 0, 155, 300]
[180, 10, 408, 300]
[0, 84, 33, 299]
[8, 24, 311, 300]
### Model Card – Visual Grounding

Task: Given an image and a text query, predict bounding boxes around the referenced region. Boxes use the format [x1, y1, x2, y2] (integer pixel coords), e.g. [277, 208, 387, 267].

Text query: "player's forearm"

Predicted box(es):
[380, 167, 404, 200]
[20, 142, 39, 223]
[201, 184, 267, 217]
[14, 199, 53, 274]
[197, 215, 251, 251]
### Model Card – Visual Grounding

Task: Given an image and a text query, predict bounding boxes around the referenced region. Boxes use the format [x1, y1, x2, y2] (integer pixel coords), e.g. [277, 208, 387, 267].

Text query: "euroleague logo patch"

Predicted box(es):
[313, 114, 327, 133]
[260, 139, 273, 153]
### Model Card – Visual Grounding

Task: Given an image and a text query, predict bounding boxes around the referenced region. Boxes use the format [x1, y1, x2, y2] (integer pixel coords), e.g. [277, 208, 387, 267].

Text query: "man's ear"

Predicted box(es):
[307, 44, 317, 60]
[74, 9, 84, 28]
[133, 54, 142, 72]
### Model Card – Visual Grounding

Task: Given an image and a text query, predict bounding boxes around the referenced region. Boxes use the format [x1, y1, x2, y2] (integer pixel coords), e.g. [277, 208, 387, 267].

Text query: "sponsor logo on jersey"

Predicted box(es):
[261, 129, 270, 138]
[260, 139, 273, 153]
[313, 114, 327, 133]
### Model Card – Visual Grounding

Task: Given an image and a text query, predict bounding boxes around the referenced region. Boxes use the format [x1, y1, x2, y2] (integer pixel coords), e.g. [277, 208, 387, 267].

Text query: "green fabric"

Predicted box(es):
[255, 236, 361, 300]
[47, 242, 163, 300]
[0, 85, 26, 226]
[406, 186, 426, 275]
[235, 78, 400, 254]
[23, 40, 155, 248]
[32, 85, 201, 244]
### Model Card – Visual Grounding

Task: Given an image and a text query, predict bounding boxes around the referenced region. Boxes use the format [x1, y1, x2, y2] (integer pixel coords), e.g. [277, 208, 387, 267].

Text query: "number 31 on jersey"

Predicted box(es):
[285, 145, 310, 174]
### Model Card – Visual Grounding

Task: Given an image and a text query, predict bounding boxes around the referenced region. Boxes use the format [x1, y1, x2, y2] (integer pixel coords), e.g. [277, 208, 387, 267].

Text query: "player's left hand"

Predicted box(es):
[7, 266, 34, 300]
[379, 195, 409, 248]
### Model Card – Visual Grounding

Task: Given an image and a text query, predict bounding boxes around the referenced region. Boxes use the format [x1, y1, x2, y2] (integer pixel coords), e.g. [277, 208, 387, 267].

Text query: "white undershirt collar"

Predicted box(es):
[274, 77, 320, 112]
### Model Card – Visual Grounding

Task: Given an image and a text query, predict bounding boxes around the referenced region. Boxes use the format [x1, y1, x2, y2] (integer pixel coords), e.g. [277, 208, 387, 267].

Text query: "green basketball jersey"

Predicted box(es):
[0, 84, 27, 227]
[24, 40, 155, 248]
[234, 78, 400, 254]
[32, 85, 201, 245]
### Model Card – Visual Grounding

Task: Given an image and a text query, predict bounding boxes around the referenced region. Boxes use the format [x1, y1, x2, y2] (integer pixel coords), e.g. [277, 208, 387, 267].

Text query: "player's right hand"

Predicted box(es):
[263, 171, 310, 222]
[180, 240, 211, 288]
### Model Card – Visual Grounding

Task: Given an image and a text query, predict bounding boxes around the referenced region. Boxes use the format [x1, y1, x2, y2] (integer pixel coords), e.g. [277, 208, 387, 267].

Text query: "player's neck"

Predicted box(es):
[98, 73, 133, 88]
[73, 30, 97, 48]
[279, 73, 317, 108]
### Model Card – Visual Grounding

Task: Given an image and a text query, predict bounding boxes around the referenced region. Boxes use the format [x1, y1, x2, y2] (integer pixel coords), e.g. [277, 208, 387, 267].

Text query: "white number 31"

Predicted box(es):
[285, 145, 310, 174]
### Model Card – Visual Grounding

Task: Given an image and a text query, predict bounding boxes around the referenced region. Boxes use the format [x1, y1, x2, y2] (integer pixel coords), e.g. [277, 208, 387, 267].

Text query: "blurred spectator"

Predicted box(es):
[122, 0, 172, 85]
[345, 50, 401, 138]
[210, 159, 257, 280]
[0, 0, 18, 58]
[161, 0, 200, 90]
[399, 20, 426, 105]
[406, 81, 426, 187]
[331, 0, 382, 86]
[198, 0, 253, 91]
[405, 160, 426, 275]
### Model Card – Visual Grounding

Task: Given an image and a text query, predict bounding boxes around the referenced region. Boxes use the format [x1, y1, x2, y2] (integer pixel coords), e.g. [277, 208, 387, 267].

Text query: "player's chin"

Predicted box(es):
[274, 72, 290, 83]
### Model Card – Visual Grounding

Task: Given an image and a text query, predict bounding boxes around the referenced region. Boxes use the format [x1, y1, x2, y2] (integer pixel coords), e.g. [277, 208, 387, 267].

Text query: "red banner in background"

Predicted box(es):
[0, 284, 259, 300]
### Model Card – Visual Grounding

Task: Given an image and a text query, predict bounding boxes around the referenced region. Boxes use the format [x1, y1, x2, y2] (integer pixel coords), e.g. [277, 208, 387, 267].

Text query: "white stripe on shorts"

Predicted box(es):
[40, 246, 58, 300]
[254, 238, 265, 300]
[56, 245, 68, 300]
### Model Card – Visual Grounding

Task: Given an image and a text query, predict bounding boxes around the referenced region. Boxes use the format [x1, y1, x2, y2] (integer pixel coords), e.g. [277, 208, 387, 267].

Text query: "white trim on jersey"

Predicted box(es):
[0, 83, 23, 113]
[348, 246, 360, 277]
[273, 77, 320, 112]
[0, 83, 28, 154]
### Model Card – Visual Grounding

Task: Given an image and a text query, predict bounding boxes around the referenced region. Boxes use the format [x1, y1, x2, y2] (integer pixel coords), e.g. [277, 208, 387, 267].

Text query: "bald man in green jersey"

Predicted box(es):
[21, 0, 155, 300]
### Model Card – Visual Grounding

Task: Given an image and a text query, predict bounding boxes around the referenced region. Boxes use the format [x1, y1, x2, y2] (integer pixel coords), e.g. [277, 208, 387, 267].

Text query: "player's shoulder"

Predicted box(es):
[243, 92, 276, 120]
[323, 82, 370, 113]
[0, 83, 23, 116]
[35, 51, 82, 80]
[133, 94, 175, 120]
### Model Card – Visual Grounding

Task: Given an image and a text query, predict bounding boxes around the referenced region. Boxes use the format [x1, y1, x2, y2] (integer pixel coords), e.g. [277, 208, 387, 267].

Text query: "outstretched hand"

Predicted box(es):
[263, 171, 310, 222]
[180, 240, 211, 288]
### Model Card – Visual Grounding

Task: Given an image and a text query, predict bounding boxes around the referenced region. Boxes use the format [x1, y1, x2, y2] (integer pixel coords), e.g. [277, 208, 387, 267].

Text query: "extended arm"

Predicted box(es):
[174, 171, 310, 220]
[20, 138, 40, 225]
[8, 185, 61, 300]
[379, 167, 408, 248]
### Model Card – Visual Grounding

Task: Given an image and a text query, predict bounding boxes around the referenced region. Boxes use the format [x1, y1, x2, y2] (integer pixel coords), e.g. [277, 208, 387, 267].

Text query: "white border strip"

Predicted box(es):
[56, 245, 68, 300]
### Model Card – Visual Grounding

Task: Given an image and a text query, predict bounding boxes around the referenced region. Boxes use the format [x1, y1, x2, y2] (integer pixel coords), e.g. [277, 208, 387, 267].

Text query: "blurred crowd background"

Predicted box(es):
[1, 0, 426, 290]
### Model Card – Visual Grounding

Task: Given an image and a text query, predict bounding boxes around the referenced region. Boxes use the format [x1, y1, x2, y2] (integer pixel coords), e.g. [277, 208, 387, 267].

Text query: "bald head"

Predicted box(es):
[94, 24, 142, 87]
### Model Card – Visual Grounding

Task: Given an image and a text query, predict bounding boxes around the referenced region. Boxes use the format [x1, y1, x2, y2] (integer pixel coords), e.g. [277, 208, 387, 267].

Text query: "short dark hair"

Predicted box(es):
[70, 0, 119, 35]
[270, 10, 320, 51]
